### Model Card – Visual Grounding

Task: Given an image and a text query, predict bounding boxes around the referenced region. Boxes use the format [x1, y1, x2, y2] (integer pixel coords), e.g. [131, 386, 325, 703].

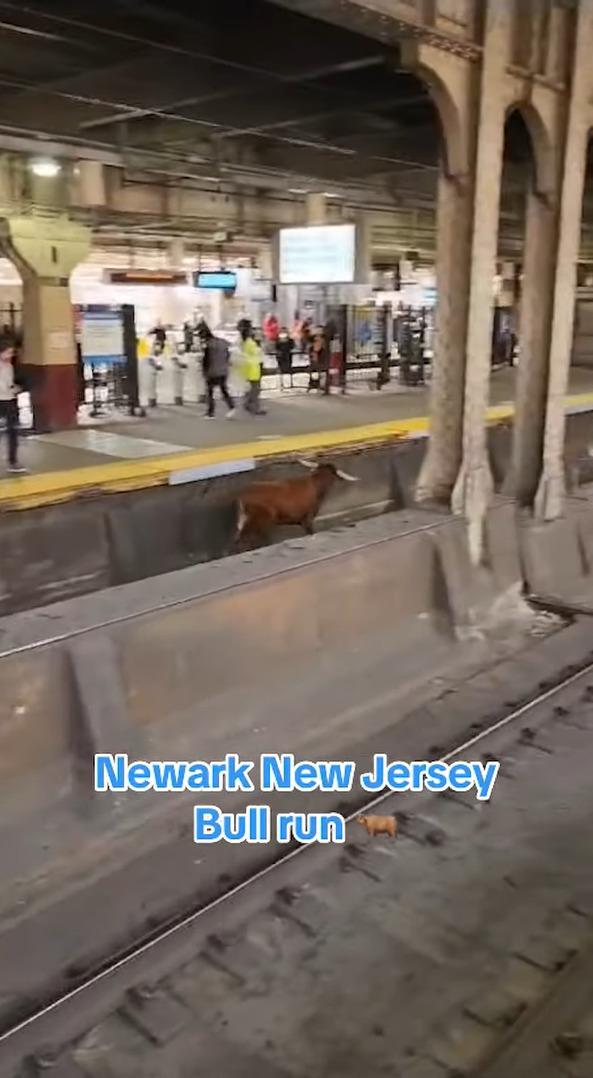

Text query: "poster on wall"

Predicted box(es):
[80, 304, 125, 365]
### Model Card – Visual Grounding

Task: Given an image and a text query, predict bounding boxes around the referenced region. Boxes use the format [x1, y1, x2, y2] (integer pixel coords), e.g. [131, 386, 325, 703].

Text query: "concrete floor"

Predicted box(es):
[5, 366, 593, 478]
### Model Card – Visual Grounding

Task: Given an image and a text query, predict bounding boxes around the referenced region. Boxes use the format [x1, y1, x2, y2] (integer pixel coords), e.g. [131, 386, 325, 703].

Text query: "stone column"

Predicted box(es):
[355, 211, 372, 285]
[399, 40, 476, 506]
[305, 193, 326, 225]
[259, 245, 273, 279]
[76, 160, 106, 208]
[0, 215, 90, 432]
[504, 186, 557, 505]
[416, 167, 474, 501]
[0, 155, 12, 204]
[451, 0, 512, 565]
[535, 2, 593, 521]
[168, 237, 184, 268]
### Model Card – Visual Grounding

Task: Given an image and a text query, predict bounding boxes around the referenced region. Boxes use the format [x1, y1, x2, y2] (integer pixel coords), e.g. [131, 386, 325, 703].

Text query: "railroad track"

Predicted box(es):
[4, 652, 593, 1077]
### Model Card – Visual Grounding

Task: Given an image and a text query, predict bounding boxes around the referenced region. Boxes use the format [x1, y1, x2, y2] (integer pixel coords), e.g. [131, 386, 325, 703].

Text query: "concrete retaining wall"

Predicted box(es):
[0, 505, 520, 925]
[519, 487, 593, 606]
[0, 436, 426, 616]
[0, 410, 591, 618]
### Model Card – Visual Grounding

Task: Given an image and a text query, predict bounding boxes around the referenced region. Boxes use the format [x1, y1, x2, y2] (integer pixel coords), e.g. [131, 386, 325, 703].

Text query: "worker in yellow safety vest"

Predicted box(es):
[237, 319, 266, 415]
[137, 336, 151, 360]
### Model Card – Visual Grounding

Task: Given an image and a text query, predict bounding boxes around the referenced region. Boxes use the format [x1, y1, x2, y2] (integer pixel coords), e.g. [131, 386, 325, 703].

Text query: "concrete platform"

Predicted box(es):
[2, 366, 593, 513]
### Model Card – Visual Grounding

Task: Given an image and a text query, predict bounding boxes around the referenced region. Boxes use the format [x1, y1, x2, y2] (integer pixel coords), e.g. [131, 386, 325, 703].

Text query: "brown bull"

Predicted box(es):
[357, 814, 397, 838]
[235, 460, 359, 545]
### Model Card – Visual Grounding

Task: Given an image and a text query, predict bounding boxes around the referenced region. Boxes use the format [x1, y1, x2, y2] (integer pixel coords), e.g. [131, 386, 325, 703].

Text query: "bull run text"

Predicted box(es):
[94, 753, 500, 845]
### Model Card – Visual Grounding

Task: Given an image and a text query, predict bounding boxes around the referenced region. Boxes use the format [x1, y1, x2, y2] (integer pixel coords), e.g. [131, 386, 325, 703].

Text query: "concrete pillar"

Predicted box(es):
[504, 187, 557, 505]
[451, 0, 511, 565]
[76, 160, 106, 208]
[168, 237, 184, 268]
[259, 245, 273, 279]
[306, 193, 327, 225]
[31, 174, 63, 209]
[0, 156, 11, 204]
[400, 40, 477, 506]
[355, 212, 372, 285]
[0, 216, 90, 432]
[416, 167, 474, 502]
[535, 2, 593, 521]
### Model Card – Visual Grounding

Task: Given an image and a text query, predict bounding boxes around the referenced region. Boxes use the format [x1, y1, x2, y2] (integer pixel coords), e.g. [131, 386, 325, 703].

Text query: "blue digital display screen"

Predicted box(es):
[194, 271, 237, 290]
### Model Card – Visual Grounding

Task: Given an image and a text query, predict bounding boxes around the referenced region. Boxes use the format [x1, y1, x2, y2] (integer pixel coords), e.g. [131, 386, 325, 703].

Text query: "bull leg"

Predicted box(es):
[237, 521, 266, 548]
[301, 514, 316, 536]
[240, 506, 275, 549]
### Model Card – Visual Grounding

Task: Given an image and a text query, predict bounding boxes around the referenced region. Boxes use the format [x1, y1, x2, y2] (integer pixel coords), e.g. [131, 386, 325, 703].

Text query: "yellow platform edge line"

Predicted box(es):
[1, 392, 592, 513]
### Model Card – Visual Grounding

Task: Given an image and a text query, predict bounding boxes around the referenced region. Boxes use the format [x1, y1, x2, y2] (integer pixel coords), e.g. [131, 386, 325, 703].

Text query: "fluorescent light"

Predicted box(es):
[288, 188, 308, 195]
[323, 191, 339, 198]
[30, 157, 61, 178]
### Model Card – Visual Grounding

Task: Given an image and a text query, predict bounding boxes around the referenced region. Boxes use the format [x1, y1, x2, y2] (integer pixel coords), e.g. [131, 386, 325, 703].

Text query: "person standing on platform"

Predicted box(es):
[197, 324, 235, 419]
[238, 319, 266, 415]
[263, 312, 279, 346]
[0, 335, 27, 474]
[307, 327, 326, 393]
[151, 320, 167, 349]
[275, 328, 294, 390]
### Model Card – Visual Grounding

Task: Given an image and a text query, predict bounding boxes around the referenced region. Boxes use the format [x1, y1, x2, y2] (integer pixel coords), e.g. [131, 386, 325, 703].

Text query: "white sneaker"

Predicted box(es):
[226, 408, 236, 419]
[7, 465, 28, 474]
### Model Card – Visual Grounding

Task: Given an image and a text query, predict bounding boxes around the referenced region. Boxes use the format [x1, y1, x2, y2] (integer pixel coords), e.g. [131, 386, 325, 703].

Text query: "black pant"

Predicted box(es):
[0, 398, 18, 466]
[244, 380, 265, 414]
[206, 375, 234, 416]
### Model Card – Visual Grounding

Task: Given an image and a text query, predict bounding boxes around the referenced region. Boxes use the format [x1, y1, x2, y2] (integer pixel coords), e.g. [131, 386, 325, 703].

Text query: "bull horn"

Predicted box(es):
[335, 468, 359, 482]
[297, 458, 317, 469]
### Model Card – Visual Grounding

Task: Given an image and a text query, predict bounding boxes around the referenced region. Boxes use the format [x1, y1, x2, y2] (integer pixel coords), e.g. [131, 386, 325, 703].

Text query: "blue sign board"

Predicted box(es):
[194, 270, 237, 290]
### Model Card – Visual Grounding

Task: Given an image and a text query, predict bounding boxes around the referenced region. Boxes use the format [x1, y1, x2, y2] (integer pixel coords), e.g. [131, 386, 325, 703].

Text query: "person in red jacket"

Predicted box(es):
[263, 313, 279, 343]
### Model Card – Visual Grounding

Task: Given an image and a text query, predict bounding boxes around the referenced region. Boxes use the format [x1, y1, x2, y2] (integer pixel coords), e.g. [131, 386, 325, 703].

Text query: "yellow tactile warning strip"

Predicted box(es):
[1, 391, 592, 513]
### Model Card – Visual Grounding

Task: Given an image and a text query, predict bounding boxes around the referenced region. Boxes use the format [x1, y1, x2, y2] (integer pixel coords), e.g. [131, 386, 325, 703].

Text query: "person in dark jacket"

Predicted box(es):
[0, 334, 27, 473]
[151, 321, 167, 348]
[197, 324, 235, 418]
[307, 327, 327, 393]
[275, 328, 294, 390]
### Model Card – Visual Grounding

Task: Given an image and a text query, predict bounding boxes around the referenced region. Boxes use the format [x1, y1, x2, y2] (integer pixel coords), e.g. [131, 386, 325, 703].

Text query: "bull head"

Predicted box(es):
[297, 458, 358, 482]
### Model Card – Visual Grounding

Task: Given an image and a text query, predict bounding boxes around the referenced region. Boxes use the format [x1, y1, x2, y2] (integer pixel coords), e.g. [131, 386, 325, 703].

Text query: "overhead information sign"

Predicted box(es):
[278, 224, 356, 285]
[194, 270, 238, 290]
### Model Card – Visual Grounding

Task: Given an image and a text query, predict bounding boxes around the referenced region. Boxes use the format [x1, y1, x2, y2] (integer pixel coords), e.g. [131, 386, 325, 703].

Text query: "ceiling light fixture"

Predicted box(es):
[30, 157, 61, 178]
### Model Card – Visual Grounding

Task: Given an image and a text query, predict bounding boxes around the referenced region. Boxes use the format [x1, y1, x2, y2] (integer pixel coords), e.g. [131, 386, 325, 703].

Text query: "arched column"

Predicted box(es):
[451, 0, 516, 565]
[400, 40, 477, 504]
[0, 215, 90, 432]
[503, 94, 562, 506]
